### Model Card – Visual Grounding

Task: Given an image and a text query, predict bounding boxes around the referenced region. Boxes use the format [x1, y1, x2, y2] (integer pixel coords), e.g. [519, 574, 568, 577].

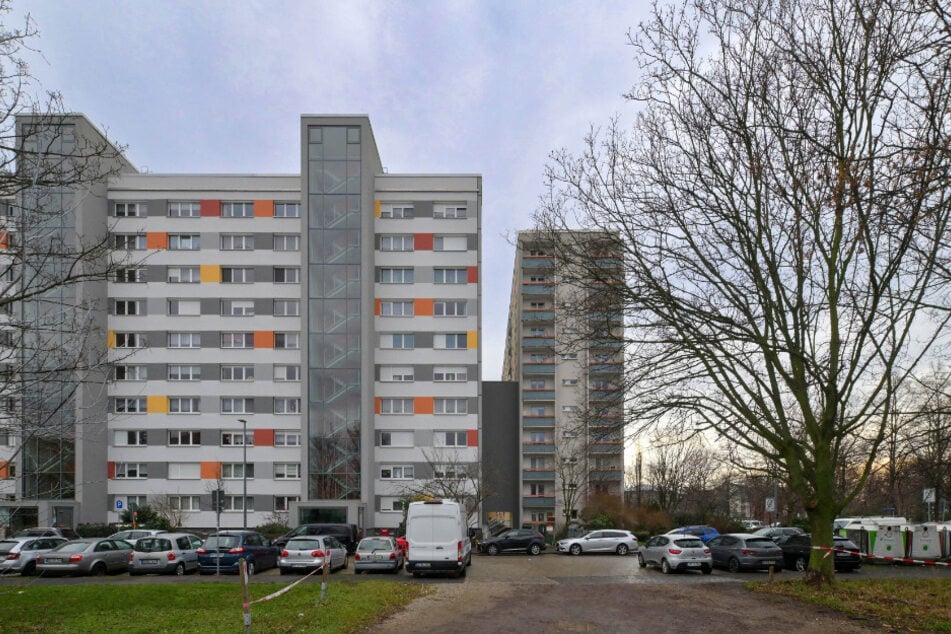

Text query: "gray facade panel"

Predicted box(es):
[414, 365, 433, 381]
[255, 299, 273, 316]
[200, 364, 218, 380]
[146, 363, 165, 380]
[414, 201, 433, 218]
[415, 332, 433, 349]
[254, 266, 271, 282]
[147, 429, 164, 446]
[201, 332, 219, 348]
[145, 265, 164, 283]
[256, 364, 274, 381]
[149, 462, 168, 479]
[467, 234, 478, 251]
[256, 233, 274, 250]
[255, 462, 272, 479]
[147, 200, 167, 217]
[481, 381, 520, 528]
[415, 267, 433, 283]
[415, 429, 433, 447]
[201, 298, 218, 315]
[256, 396, 273, 414]
[146, 297, 164, 316]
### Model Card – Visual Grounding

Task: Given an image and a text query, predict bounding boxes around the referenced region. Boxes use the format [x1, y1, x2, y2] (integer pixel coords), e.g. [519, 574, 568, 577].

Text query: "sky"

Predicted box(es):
[10, 0, 649, 380]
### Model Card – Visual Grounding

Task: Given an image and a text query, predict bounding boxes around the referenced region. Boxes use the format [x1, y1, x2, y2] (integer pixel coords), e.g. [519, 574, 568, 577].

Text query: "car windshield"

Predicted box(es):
[286, 539, 320, 550]
[745, 538, 777, 548]
[203, 536, 240, 549]
[57, 542, 91, 553]
[834, 538, 858, 549]
[359, 538, 392, 551]
[109, 532, 131, 540]
[135, 538, 172, 552]
[15, 529, 46, 537]
[673, 538, 704, 549]
[0, 540, 18, 554]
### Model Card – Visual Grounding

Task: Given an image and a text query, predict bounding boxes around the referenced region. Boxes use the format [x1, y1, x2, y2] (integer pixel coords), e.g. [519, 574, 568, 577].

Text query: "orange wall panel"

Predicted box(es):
[146, 232, 168, 249]
[374, 299, 382, 316]
[0, 461, 9, 479]
[415, 298, 434, 316]
[254, 331, 274, 348]
[107, 462, 116, 479]
[254, 429, 275, 447]
[200, 462, 222, 479]
[415, 233, 433, 251]
[253, 200, 274, 217]
[0, 231, 8, 249]
[414, 397, 434, 415]
[467, 430, 479, 447]
[200, 200, 220, 217]
[374, 397, 381, 414]
[467, 266, 479, 283]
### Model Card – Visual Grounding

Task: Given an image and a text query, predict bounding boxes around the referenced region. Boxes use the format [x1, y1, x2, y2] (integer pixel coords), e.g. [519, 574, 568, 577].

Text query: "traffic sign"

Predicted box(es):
[116, 500, 123, 510]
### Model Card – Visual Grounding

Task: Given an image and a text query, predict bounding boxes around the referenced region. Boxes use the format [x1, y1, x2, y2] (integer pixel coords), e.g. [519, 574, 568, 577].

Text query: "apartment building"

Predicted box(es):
[0, 114, 481, 534]
[502, 231, 624, 535]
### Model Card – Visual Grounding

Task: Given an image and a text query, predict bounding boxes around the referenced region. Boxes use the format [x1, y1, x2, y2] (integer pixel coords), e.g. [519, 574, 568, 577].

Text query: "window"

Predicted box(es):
[274, 398, 301, 414]
[434, 300, 467, 317]
[380, 465, 414, 480]
[382, 333, 414, 349]
[436, 431, 468, 447]
[221, 398, 252, 414]
[221, 267, 254, 283]
[221, 365, 254, 381]
[436, 333, 467, 349]
[434, 268, 467, 284]
[380, 235, 413, 251]
[530, 379, 545, 389]
[379, 430, 413, 447]
[221, 431, 253, 446]
[114, 430, 147, 446]
[168, 299, 201, 316]
[561, 353, 579, 360]
[379, 268, 414, 284]
[113, 365, 146, 381]
[168, 397, 200, 414]
[529, 301, 546, 309]
[113, 234, 147, 250]
[434, 235, 467, 251]
[273, 300, 299, 316]
[380, 300, 413, 317]
[380, 366, 414, 382]
[224, 496, 253, 512]
[529, 328, 546, 337]
[562, 378, 579, 386]
[115, 332, 146, 348]
[273, 267, 300, 283]
[381, 205, 414, 219]
[529, 353, 551, 363]
[168, 332, 201, 348]
[381, 398, 413, 414]
[114, 202, 144, 217]
[167, 495, 200, 510]
[114, 268, 146, 283]
[274, 332, 299, 349]
[274, 203, 300, 218]
[274, 432, 301, 447]
[222, 463, 254, 479]
[435, 398, 467, 414]
[530, 484, 547, 496]
[221, 300, 255, 316]
[563, 430, 579, 438]
[380, 497, 404, 512]
[274, 365, 300, 382]
[222, 202, 253, 217]
[528, 275, 548, 283]
[274, 463, 301, 480]
[561, 405, 579, 413]
[168, 365, 200, 381]
[168, 267, 200, 283]
[168, 234, 200, 250]
[433, 366, 467, 382]
[114, 463, 147, 479]
[125, 495, 148, 511]
[168, 430, 201, 446]
[274, 496, 299, 512]
[273, 234, 300, 251]
[168, 202, 200, 217]
[221, 234, 254, 250]
[434, 465, 466, 479]
[435, 205, 467, 219]
[221, 332, 253, 348]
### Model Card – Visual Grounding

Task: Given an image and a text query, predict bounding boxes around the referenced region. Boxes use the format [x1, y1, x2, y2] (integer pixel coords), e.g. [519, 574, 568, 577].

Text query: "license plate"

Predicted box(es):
[416, 562, 431, 568]
[143, 559, 159, 565]
[374, 555, 388, 561]
[687, 562, 701, 567]
[46, 558, 63, 564]
[762, 561, 775, 565]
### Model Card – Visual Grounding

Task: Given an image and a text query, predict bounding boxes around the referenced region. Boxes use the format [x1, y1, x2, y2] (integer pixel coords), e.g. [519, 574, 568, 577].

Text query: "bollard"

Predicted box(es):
[320, 555, 330, 603]
[240, 559, 251, 634]
[768, 562, 774, 583]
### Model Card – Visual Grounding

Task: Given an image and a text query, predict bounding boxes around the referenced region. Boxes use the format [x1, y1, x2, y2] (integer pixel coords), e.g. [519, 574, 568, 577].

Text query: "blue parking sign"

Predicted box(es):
[116, 500, 123, 510]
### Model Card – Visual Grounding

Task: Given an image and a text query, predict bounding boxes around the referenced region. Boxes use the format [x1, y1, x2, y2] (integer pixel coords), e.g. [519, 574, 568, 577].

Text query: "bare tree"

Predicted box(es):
[553, 436, 588, 531]
[535, 0, 951, 583]
[396, 449, 485, 527]
[645, 431, 718, 519]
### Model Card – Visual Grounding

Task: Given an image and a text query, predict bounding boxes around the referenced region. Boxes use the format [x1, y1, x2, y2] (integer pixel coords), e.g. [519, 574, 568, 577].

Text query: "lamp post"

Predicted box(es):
[238, 418, 248, 529]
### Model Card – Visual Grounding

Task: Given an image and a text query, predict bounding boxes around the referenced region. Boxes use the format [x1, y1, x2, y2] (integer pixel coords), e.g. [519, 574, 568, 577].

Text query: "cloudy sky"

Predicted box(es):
[11, 1, 648, 379]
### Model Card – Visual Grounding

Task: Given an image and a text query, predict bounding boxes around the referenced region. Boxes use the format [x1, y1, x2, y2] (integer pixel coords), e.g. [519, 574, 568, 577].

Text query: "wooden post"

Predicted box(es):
[320, 556, 330, 603]
[240, 559, 251, 633]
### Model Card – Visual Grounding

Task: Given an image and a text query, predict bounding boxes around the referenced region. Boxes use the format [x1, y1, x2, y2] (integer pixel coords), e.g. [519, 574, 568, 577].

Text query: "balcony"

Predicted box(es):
[589, 469, 624, 482]
[522, 284, 554, 295]
[588, 442, 624, 454]
[522, 469, 556, 481]
[589, 362, 622, 375]
[522, 364, 555, 375]
[522, 337, 555, 349]
[522, 256, 554, 269]
[522, 416, 555, 428]
[521, 310, 554, 323]
[522, 390, 555, 402]
[522, 495, 556, 509]
[522, 442, 555, 454]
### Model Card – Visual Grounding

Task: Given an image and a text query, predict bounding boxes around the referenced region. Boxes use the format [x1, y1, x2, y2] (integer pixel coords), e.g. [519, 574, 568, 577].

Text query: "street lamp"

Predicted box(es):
[238, 418, 248, 529]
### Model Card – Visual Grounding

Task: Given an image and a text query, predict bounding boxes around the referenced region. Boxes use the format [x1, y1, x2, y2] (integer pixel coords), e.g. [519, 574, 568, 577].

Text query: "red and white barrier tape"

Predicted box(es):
[243, 566, 324, 608]
[812, 545, 951, 568]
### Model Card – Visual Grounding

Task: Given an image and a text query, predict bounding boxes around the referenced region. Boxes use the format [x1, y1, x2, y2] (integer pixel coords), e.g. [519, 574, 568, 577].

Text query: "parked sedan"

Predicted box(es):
[0, 536, 67, 576]
[780, 534, 862, 572]
[556, 530, 638, 556]
[706, 533, 784, 572]
[479, 529, 547, 556]
[108, 529, 166, 546]
[196, 531, 279, 576]
[129, 533, 204, 576]
[36, 538, 132, 576]
[665, 525, 720, 543]
[353, 536, 403, 574]
[639, 534, 712, 574]
[279, 536, 348, 575]
[752, 526, 805, 545]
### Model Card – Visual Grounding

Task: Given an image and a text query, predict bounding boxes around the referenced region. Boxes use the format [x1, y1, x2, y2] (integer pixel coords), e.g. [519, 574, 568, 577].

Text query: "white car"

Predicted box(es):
[639, 534, 712, 574]
[556, 530, 638, 556]
[278, 535, 348, 575]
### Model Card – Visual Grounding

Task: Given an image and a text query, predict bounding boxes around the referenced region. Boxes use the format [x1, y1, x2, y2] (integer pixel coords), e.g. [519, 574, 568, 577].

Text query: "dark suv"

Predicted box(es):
[780, 534, 862, 572]
[478, 529, 547, 555]
[273, 523, 360, 553]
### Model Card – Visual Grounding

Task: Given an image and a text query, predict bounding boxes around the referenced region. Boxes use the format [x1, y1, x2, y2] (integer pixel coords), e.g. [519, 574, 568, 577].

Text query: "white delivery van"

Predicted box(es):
[404, 499, 472, 577]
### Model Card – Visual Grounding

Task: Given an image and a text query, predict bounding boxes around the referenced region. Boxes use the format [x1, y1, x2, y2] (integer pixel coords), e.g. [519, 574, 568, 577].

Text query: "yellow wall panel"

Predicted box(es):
[467, 331, 478, 349]
[200, 265, 220, 283]
[147, 395, 168, 414]
[107, 330, 115, 348]
[374, 200, 381, 218]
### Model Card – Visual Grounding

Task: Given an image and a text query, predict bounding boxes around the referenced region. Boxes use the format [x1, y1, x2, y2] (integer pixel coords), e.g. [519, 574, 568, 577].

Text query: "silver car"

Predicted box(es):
[354, 536, 404, 574]
[37, 538, 132, 576]
[556, 530, 639, 556]
[129, 533, 204, 576]
[0, 536, 68, 576]
[639, 534, 713, 574]
[278, 536, 348, 575]
[108, 529, 166, 547]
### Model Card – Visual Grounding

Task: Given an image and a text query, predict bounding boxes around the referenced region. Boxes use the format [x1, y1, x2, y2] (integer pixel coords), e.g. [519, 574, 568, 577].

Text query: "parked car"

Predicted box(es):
[353, 536, 404, 574]
[404, 499, 472, 578]
[128, 533, 204, 576]
[273, 523, 361, 553]
[707, 533, 785, 572]
[479, 529, 546, 556]
[14, 526, 80, 541]
[196, 531, 279, 576]
[740, 519, 764, 531]
[752, 526, 805, 545]
[665, 525, 720, 543]
[556, 530, 638, 556]
[639, 534, 712, 574]
[0, 536, 67, 576]
[279, 535, 348, 575]
[780, 534, 862, 572]
[108, 529, 167, 546]
[36, 538, 132, 576]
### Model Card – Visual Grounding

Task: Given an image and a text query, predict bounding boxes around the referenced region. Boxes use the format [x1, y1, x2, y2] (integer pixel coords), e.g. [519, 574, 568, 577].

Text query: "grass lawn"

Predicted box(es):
[749, 577, 951, 632]
[0, 579, 430, 633]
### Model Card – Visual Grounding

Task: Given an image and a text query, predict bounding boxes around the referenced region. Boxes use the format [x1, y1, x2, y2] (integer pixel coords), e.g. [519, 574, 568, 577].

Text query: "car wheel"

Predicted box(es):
[661, 558, 672, 574]
[701, 564, 712, 575]
[795, 556, 807, 572]
[22, 561, 36, 577]
[637, 553, 647, 568]
[728, 557, 741, 573]
[616, 544, 629, 556]
[280, 568, 288, 575]
[569, 544, 582, 556]
[245, 560, 255, 577]
[528, 543, 542, 556]
[91, 562, 107, 577]
[174, 562, 185, 576]
[412, 571, 421, 578]
[487, 544, 500, 556]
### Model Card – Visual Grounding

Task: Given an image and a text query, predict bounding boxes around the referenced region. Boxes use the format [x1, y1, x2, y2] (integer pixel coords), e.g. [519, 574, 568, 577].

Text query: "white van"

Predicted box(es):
[404, 499, 472, 577]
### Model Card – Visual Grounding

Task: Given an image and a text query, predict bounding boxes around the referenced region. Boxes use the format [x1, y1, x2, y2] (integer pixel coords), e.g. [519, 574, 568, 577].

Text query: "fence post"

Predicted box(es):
[240, 558, 251, 633]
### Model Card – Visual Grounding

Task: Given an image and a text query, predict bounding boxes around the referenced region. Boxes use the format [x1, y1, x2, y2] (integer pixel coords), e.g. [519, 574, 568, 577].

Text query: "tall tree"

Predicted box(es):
[536, 0, 951, 584]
